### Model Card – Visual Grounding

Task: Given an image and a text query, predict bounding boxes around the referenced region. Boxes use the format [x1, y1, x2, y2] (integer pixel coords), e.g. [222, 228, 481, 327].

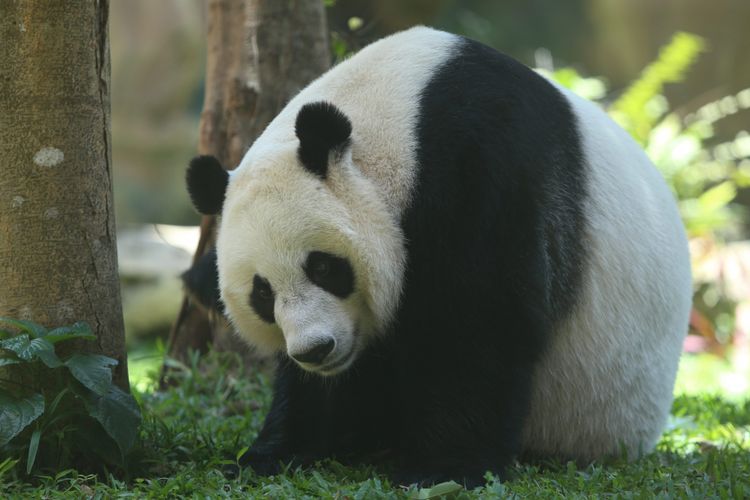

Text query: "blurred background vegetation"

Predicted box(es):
[112, 0, 750, 396]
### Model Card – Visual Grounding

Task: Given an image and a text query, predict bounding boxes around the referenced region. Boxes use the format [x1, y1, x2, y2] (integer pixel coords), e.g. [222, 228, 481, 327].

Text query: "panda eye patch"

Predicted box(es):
[250, 274, 275, 323]
[256, 284, 272, 300]
[311, 259, 330, 279]
[304, 251, 354, 298]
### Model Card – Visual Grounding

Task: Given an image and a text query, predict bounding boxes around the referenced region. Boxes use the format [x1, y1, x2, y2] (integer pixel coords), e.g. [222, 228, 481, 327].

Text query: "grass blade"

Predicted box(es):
[26, 428, 42, 474]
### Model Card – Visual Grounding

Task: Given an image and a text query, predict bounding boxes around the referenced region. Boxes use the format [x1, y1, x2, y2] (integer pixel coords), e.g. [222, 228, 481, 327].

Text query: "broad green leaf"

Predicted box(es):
[0, 391, 44, 446]
[84, 385, 141, 455]
[0, 317, 47, 338]
[65, 354, 118, 396]
[26, 428, 41, 474]
[410, 481, 464, 499]
[36, 348, 63, 369]
[44, 322, 96, 344]
[0, 335, 55, 361]
[0, 335, 30, 356]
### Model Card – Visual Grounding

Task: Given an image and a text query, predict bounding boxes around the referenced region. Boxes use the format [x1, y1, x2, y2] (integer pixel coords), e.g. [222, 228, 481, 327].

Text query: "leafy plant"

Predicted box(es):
[543, 32, 749, 239]
[0, 318, 141, 476]
[609, 32, 706, 145]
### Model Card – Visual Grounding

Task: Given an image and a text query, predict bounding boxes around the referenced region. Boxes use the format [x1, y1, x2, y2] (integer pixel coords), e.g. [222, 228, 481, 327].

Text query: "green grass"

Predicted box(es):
[126, 340, 165, 394]
[1, 351, 749, 498]
[675, 352, 750, 401]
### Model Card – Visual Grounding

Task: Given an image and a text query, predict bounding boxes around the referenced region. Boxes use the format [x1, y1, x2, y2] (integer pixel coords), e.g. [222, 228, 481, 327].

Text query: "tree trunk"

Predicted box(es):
[164, 0, 330, 373]
[0, 1, 128, 389]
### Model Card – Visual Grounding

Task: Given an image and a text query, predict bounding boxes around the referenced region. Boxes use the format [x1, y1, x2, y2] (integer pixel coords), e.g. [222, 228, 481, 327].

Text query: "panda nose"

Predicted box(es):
[290, 338, 335, 365]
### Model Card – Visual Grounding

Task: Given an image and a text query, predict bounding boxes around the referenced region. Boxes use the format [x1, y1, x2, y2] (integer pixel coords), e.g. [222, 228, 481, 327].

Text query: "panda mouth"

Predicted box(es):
[316, 332, 359, 376]
[318, 352, 354, 375]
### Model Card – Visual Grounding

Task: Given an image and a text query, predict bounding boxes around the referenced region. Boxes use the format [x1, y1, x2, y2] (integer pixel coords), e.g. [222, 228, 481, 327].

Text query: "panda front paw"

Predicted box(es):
[237, 450, 288, 477]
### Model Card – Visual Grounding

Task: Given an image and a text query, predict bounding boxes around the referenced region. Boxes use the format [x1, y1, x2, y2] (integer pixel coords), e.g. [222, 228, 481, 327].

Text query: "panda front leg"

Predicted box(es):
[391, 289, 549, 487]
[238, 357, 350, 475]
[392, 367, 534, 488]
[237, 358, 303, 476]
[238, 354, 390, 476]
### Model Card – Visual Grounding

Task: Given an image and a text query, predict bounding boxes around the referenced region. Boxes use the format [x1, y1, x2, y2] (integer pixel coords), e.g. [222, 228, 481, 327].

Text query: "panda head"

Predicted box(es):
[186, 102, 405, 376]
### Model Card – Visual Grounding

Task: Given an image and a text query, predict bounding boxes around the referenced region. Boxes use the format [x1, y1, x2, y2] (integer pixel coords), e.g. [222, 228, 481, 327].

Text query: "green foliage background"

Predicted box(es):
[547, 32, 749, 239]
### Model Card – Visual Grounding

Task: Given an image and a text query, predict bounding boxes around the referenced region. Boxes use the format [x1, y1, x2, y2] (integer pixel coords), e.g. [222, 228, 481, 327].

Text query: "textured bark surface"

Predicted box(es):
[202, 0, 331, 168]
[0, 1, 128, 388]
[165, 0, 330, 369]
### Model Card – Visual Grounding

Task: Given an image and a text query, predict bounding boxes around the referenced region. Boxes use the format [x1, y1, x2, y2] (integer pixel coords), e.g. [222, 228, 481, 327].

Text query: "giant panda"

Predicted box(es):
[185, 27, 692, 486]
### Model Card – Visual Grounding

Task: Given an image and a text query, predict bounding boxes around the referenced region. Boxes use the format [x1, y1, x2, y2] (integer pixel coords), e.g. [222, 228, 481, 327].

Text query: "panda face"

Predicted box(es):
[212, 102, 408, 376]
[247, 250, 360, 375]
[216, 149, 378, 376]
[219, 247, 367, 376]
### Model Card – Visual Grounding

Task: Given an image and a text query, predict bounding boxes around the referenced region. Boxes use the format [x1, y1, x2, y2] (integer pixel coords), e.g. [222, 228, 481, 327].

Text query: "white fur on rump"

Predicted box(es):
[521, 84, 692, 461]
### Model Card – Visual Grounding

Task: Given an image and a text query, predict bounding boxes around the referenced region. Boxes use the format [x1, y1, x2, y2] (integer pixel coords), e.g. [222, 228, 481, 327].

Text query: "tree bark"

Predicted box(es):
[0, 1, 128, 388]
[164, 0, 330, 372]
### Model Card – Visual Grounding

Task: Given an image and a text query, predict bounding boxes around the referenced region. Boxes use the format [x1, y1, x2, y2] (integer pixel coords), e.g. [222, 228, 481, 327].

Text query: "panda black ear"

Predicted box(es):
[295, 101, 352, 179]
[181, 246, 224, 315]
[186, 155, 229, 215]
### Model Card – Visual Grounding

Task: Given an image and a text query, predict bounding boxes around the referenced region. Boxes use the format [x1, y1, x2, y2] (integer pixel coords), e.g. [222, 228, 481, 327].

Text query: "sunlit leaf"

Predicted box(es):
[734, 162, 750, 187]
[347, 16, 363, 31]
[409, 480, 464, 499]
[610, 32, 705, 144]
[697, 181, 736, 211]
[235, 445, 249, 463]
